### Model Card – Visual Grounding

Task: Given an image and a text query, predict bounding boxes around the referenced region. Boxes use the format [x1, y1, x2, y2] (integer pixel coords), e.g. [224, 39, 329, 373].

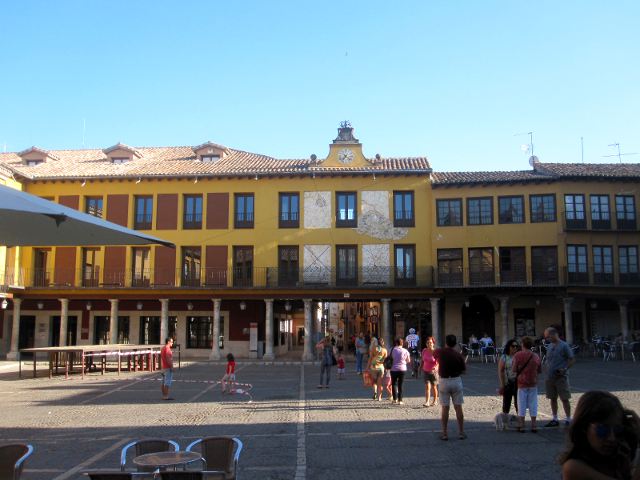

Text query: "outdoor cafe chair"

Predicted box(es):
[120, 439, 180, 472]
[466, 342, 481, 361]
[0, 443, 33, 480]
[185, 437, 243, 480]
[159, 471, 226, 480]
[630, 342, 640, 362]
[481, 345, 497, 363]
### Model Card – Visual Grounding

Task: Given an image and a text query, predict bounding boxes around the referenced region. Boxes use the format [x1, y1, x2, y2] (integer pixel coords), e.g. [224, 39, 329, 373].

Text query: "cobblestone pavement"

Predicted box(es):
[1, 355, 638, 480]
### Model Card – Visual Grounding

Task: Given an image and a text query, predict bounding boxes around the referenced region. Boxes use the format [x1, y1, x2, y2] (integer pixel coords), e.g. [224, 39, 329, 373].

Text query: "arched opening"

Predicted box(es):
[462, 295, 495, 344]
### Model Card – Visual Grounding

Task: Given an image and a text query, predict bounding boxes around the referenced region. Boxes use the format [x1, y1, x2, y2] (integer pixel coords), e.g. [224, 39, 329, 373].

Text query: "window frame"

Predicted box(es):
[393, 191, 415, 227]
[567, 244, 588, 284]
[278, 245, 299, 287]
[499, 246, 526, 284]
[181, 246, 201, 287]
[436, 199, 462, 227]
[336, 245, 358, 286]
[234, 193, 255, 229]
[183, 194, 203, 230]
[466, 197, 493, 226]
[615, 195, 637, 230]
[498, 196, 525, 224]
[131, 247, 151, 287]
[82, 247, 100, 287]
[134, 195, 153, 230]
[186, 316, 213, 349]
[468, 247, 495, 285]
[85, 196, 103, 218]
[530, 194, 557, 223]
[233, 246, 253, 287]
[437, 248, 463, 286]
[618, 245, 639, 285]
[564, 194, 586, 229]
[279, 192, 300, 228]
[394, 244, 416, 286]
[590, 194, 611, 230]
[335, 192, 357, 228]
[592, 245, 613, 285]
[531, 246, 558, 285]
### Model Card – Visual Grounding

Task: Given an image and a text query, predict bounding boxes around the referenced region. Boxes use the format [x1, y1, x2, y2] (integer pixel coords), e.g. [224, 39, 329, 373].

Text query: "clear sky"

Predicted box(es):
[1, 1, 638, 171]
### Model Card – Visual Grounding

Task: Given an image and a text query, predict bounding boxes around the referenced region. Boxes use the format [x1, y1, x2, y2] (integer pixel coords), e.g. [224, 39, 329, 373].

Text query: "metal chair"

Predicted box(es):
[630, 342, 640, 362]
[0, 444, 33, 480]
[482, 345, 497, 363]
[466, 342, 481, 361]
[603, 342, 617, 362]
[120, 439, 180, 472]
[186, 437, 243, 480]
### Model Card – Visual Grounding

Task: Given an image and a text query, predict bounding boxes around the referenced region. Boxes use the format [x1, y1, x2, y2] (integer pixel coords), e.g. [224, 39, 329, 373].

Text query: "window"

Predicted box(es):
[94, 316, 110, 344]
[187, 316, 212, 349]
[616, 195, 637, 230]
[467, 198, 493, 225]
[233, 246, 253, 287]
[181, 247, 201, 287]
[336, 192, 357, 227]
[183, 195, 203, 229]
[592, 246, 613, 284]
[234, 193, 255, 228]
[278, 246, 299, 286]
[201, 155, 220, 162]
[499, 247, 526, 284]
[530, 194, 556, 222]
[469, 248, 494, 285]
[33, 248, 50, 287]
[437, 249, 463, 286]
[134, 196, 153, 230]
[85, 197, 103, 218]
[499, 196, 524, 224]
[279, 193, 300, 228]
[436, 199, 462, 226]
[532, 246, 558, 285]
[567, 244, 588, 284]
[394, 245, 416, 286]
[336, 245, 358, 286]
[139, 316, 160, 345]
[26, 159, 42, 166]
[131, 247, 151, 287]
[111, 157, 130, 164]
[393, 191, 415, 227]
[564, 194, 586, 229]
[82, 248, 100, 287]
[619, 246, 639, 285]
[590, 195, 611, 229]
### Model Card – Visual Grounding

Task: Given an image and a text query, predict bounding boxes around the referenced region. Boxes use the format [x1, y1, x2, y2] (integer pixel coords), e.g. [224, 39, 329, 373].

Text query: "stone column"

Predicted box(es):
[59, 298, 69, 347]
[7, 298, 22, 360]
[109, 299, 119, 344]
[381, 298, 391, 349]
[563, 297, 574, 344]
[430, 298, 440, 347]
[303, 298, 313, 361]
[209, 298, 222, 360]
[263, 299, 275, 360]
[619, 300, 629, 340]
[160, 298, 169, 343]
[498, 296, 509, 348]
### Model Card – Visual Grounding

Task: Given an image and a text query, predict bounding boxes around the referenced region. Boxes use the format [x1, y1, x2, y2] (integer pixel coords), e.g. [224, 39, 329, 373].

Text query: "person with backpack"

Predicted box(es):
[367, 337, 387, 401]
[389, 337, 411, 405]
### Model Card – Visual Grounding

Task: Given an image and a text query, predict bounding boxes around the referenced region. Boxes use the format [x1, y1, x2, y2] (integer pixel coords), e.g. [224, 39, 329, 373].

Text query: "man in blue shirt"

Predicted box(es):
[543, 327, 575, 427]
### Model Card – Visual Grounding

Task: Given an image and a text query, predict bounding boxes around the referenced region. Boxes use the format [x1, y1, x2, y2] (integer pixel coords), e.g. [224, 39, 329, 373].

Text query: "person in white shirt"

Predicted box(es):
[480, 333, 494, 354]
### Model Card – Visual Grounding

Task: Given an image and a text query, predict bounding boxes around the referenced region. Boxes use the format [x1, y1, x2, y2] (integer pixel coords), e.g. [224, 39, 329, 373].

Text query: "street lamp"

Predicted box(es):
[239, 301, 247, 311]
[284, 301, 292, 312]
[1, 299, 7, 309]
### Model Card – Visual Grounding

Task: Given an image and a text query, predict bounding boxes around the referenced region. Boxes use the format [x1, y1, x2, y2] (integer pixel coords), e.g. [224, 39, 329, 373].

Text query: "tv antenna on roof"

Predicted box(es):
[514, 131, 534, 157]
[602, 143, 637, 163]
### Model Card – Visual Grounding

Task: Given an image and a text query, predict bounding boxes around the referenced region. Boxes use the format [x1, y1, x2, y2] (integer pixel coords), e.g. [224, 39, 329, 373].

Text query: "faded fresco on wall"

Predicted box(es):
[362, 244, 391, 285]
[303, 191, 331, 229]
[357, 191, 408, 240]
[303, 245, 331, 284]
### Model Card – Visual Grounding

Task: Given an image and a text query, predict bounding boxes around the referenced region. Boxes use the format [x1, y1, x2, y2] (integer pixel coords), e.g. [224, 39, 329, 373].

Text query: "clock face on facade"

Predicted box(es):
[338, 148, 354, 165]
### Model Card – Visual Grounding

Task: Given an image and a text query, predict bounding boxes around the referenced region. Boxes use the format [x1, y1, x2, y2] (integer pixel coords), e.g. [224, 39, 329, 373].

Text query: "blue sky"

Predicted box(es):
[1, 1, 638, 171]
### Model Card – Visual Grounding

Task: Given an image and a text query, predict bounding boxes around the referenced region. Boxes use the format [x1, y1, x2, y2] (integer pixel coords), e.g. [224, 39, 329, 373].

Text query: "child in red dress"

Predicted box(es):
[221, 353, 236, 393]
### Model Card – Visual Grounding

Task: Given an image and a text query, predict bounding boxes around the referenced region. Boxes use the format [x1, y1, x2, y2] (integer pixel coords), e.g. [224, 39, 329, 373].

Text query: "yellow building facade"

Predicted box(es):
[0, 125, 639, 359]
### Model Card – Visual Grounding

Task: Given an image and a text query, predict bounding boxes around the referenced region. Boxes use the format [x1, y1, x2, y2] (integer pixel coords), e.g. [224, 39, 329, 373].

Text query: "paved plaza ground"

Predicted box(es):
[1, 353, 638, 480]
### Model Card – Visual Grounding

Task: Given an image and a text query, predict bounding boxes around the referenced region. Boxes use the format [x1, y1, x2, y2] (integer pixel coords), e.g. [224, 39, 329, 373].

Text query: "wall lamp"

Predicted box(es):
[239, 301, 247, 311]
[37, 301, 44, 310]
[1, 299, 8, 309]
[464, 300, 470, 308]
[86, 301, 92, 311]
[136, 301, 143, 310]
[187, 302, 194, 311]
[284, 301, 292, 312]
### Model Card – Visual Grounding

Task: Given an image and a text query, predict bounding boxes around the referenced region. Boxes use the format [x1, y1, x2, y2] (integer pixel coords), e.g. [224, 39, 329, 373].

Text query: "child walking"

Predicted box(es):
[221, 353, 236, 394]
[337, 353, 346, 379]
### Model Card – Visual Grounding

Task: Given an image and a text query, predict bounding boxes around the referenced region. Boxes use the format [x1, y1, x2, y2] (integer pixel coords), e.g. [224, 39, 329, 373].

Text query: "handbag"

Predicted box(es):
[362, 370, 373, 387]
[331, 353, 337, 366]
[383, 348, 394, 370]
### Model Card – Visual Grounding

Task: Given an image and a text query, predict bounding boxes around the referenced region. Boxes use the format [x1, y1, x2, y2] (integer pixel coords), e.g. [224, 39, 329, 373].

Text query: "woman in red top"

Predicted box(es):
[512, 336, 542, 432]
[421, 336, 439, 407]
[222, 353, 236, 394]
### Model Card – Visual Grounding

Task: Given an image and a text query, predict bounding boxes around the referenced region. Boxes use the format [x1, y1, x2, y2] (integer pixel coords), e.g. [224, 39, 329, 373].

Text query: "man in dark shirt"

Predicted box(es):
[434, 334, 467, 441]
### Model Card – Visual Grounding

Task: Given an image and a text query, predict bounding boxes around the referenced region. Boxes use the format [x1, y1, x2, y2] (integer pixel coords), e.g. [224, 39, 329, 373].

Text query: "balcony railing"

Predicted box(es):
[6, 265, 640, 290]
[562, 211, 638, 232]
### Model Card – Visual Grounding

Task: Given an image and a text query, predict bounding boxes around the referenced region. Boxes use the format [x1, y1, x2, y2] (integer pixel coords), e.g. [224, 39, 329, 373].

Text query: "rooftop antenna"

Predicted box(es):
[581, 137, 584, 163]
[82, 119, 86, 147]
[602, 143, 637, 163]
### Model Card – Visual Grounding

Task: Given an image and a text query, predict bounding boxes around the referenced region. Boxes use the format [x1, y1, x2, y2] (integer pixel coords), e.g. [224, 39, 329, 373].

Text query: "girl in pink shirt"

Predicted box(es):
[421, 336, 439, 407]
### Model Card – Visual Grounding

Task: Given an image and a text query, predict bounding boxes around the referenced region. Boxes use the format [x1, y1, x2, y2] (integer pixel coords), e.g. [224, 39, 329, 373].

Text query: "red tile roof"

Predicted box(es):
[0, 146, 431, 180]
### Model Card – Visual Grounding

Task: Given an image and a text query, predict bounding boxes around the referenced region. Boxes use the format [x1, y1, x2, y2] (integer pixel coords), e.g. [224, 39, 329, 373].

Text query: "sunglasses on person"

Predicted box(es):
[593, 423, 625, 439]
